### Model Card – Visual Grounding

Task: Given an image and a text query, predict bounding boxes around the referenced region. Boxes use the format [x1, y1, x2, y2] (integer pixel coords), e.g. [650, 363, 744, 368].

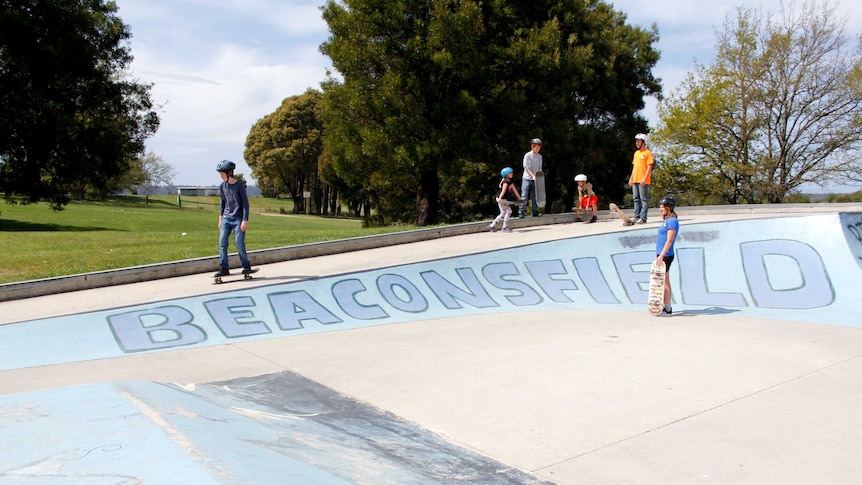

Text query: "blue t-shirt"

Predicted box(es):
[656, 216, 679, 256]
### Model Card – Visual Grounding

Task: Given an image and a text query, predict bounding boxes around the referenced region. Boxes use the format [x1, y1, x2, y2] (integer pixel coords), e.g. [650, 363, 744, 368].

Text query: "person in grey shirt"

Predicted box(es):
[214, 160, 252, 277]
[520, 137, 543, 217]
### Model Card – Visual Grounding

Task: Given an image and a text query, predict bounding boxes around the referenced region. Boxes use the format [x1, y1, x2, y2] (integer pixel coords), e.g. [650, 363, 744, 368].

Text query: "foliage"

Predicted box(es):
[320, 0, 661, 225]
[0, 0, 159, 210]
[652, 3, 862, 204]
[120, 151, 176, 204]
[245, 89, 330, 214]
[0, 196, 414, 283]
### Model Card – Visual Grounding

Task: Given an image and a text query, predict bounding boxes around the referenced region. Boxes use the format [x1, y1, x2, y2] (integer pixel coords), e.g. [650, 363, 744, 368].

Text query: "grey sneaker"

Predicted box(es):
[502, 226, 512, 232]
[214, 267, 230, 277]
[488, 224, 498, 232]
[663, 306, 673, 315]
[242, 266, 253, 275]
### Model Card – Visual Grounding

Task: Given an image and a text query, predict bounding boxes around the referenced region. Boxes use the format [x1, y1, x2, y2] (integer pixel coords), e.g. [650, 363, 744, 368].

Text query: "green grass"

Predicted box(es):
[0, 196, 415, 284]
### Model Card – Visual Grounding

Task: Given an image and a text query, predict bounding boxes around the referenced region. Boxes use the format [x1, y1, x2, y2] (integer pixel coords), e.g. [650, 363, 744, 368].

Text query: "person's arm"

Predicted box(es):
[642, 162, 653, 185]
[239, 183, 250, 232]
[523, 154, 536, 180]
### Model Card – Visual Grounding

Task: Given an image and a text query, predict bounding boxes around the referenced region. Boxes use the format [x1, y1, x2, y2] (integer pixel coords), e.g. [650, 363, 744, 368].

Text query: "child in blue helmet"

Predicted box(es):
[489, 167, 522, 232]
[215, 160, 252, 277]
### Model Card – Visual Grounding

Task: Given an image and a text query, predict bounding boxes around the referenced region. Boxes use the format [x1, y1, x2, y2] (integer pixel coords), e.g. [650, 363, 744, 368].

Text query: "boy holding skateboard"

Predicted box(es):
[215, 160, 252, 278]
[573, 174, 598, 223]
[519, 138, 543, 218]
[489, 167, 522, 232]
[655, 196, 679, 315]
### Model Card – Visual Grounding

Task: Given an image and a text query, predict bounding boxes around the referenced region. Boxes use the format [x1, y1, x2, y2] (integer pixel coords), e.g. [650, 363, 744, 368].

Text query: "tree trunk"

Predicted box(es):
[415, 167, 439, 226]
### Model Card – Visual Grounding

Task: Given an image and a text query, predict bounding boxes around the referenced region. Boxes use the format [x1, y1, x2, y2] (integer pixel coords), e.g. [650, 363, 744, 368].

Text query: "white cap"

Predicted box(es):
[574, 174, 587, 182]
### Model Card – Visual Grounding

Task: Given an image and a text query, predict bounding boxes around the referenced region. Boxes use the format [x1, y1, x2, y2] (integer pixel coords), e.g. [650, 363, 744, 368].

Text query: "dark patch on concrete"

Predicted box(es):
[198, 371, 555, 485]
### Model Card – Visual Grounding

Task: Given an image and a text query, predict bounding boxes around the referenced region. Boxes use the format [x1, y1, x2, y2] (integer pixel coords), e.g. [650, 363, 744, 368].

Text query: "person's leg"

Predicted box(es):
[529, 180, 539, 216]
[520, 179, 533, 217]
[631, 184, 642, 221]
[502, 206, 512, 228]
[218, 220, 232, 271]
[491, 204, 504, 229]
[663, 256, 674, 311]
[233, 220, 250, 269]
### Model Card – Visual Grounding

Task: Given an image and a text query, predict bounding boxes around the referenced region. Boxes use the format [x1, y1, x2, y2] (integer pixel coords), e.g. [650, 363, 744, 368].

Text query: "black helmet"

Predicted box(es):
[216, 160, 236, 172]
[659, 196, 676, 209]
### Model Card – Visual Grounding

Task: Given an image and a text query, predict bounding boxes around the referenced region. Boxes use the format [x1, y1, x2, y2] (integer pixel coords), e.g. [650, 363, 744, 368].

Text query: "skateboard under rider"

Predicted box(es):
[214, 268, 258, 284]
[609, 202, 636, 226]
[647, 259, 666, 316]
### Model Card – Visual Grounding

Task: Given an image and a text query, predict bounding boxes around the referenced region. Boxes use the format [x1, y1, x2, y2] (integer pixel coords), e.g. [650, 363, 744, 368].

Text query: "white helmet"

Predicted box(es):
[634, 133, 648, 142]
[574, 174, 587, 182]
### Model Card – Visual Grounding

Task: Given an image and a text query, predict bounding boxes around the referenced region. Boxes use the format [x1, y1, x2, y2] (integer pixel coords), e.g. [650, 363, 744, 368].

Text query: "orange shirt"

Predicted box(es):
[631, 148, 654, 185]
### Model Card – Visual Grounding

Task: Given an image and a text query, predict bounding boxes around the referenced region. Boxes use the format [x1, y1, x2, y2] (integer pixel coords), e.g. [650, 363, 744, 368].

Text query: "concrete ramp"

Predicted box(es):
[1, 211, 862, 484]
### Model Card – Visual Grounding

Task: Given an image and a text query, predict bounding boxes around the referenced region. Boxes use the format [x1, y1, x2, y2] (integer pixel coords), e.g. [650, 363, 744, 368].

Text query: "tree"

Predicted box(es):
[0, 0, 159, 209]
[653, 2, 862, 204]
[320, 0, 661, 225]
[245, 89, 325, 214]
[132, 152, 175, 204]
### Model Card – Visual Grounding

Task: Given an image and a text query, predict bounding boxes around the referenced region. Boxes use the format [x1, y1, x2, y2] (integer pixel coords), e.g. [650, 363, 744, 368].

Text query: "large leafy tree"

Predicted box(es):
[653, 3, 862, 204]
[0, 0, 159, 209]
[244, 89, 325, 213]
[320, 0, 661, 225]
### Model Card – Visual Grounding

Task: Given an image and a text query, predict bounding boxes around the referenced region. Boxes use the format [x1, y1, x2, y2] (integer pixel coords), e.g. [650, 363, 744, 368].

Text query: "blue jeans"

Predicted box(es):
[632, 184, 650, 222]
[520, 179, 539, 216]
[219, 216, 249, 270]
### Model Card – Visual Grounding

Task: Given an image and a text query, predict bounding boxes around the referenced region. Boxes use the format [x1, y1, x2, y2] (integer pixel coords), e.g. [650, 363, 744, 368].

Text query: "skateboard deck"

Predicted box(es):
[214, 268, 258, 284]
[609, 202, 635, 226]
[495, 197, 524, 207]
[648, 260, 666, 315]
[535, 171, 546, 208]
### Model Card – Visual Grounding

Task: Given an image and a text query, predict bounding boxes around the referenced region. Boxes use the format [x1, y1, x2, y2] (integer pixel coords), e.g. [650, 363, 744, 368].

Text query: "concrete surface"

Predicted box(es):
[1, 205, 862, 484]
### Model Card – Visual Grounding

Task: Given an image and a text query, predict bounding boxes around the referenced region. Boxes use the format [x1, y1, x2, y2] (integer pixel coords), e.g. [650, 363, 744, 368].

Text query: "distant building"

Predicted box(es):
[177, 186, 220, 197]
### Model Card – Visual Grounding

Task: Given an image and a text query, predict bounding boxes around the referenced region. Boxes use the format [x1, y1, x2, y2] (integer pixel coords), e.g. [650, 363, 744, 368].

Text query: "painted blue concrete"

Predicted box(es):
[1, 214, 861, 372]
[0, 377, 553, 484]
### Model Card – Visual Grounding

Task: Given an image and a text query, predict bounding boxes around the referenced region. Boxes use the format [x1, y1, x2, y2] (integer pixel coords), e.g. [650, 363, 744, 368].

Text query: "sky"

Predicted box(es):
[115, 0, 862, 190]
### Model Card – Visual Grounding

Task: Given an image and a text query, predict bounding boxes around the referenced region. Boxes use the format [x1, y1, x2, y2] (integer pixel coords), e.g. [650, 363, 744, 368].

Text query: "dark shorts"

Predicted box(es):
[659, 254, 674, 271]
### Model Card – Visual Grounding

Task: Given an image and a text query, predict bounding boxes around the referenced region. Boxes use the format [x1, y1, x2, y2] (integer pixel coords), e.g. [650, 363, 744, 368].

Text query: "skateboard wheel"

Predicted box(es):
[215, 277, 223, 284]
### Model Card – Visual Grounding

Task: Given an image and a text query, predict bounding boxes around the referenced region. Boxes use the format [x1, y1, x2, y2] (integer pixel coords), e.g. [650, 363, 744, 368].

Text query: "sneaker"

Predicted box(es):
[589, 215, 597, 223]
[534, 213, 542, 217]
[214, 267, 230, 277]
[518, 213, 525, 219]
[574, 217, 582, 223]
[635, 219, 646, 224]
[488, 225, 498, 232]
[242, 266, 253, 275]
[663, 306, 673, 315]
[502, 226, 512, 232]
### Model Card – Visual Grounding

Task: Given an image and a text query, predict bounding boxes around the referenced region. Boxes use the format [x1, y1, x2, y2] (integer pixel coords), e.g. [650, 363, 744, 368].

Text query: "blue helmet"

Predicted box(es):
[500, 167, 514, 177]
[216, 160, 236, 172]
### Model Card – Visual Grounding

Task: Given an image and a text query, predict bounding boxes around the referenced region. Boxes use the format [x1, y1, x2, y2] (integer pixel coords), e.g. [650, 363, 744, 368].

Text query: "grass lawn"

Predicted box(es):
[0, 196, 414, 284]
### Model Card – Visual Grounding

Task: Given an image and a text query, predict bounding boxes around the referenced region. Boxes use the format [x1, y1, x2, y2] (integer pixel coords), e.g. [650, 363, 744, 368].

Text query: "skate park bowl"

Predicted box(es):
[1, 205, 861, 484]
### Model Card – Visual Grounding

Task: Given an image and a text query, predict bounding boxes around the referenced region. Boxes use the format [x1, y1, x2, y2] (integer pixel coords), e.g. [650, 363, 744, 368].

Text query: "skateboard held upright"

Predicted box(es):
[647, 260, 666, 315]
[609, 202, 635, 226]
[535, 170, 546, 208]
